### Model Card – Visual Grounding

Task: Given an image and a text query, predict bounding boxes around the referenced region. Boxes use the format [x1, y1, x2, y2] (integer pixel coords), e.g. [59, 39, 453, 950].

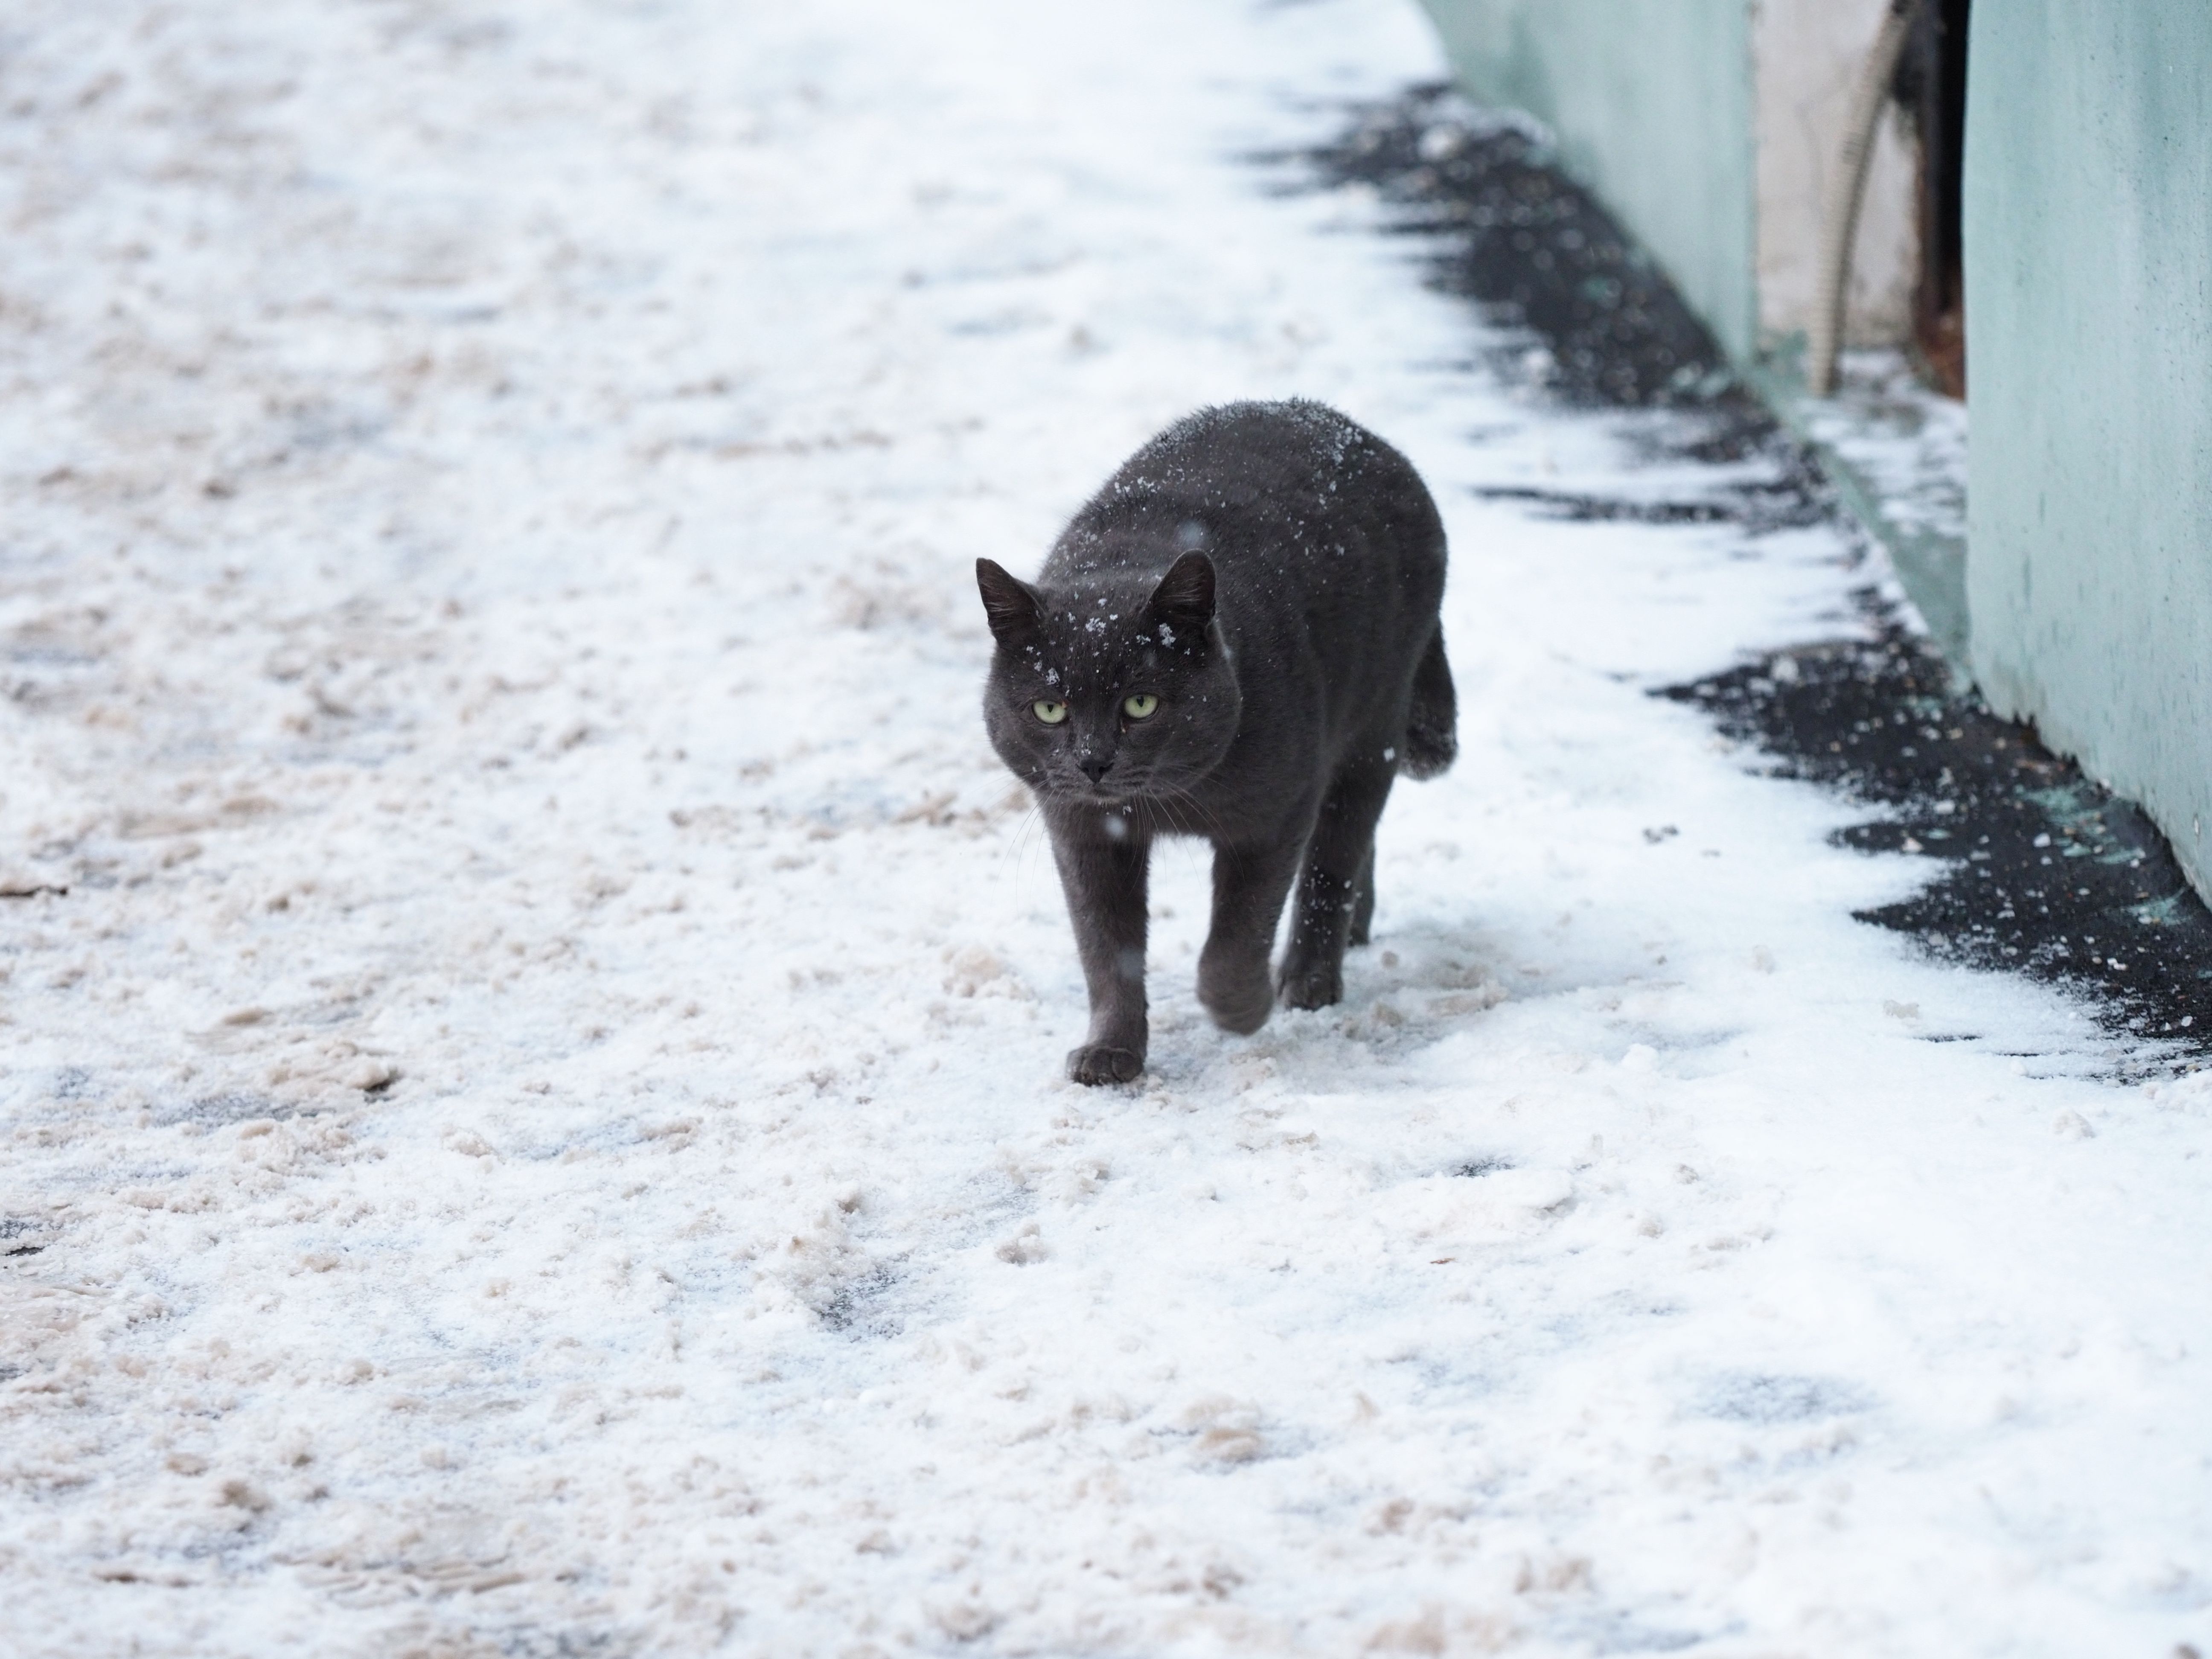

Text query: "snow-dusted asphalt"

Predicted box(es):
[3, 3, 2209, 1654]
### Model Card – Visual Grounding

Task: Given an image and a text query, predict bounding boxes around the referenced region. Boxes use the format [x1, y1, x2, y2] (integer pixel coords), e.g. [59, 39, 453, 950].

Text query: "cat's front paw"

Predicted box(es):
[1066, 1043, 1144, 1086]
[1275, 958, 1344, 1011]
[1198, 954, 1274, 1035]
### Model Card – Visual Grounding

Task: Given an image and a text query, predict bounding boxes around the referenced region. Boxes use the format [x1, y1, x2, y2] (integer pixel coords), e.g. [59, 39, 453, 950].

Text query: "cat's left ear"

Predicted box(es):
[975, 558, 1042, 645]
[1148, 552, 1215, 636]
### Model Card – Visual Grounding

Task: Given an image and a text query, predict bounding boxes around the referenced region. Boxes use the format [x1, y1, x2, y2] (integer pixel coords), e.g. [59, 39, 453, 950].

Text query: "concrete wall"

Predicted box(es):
[1417, 0, 1759, 362]
[1417, 0, 1924, 361]
[1965, 0, 2212, 899]
[1751, 0, 1918, 350]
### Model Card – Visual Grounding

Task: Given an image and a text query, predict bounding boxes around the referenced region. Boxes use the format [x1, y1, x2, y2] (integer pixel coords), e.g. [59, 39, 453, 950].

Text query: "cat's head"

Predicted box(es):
[975, 551, 1241, 808]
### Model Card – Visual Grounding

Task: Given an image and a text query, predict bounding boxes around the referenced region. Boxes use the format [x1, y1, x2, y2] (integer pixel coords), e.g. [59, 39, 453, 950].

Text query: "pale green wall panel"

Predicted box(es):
[1417, 0, 1758, 361]
[1965, 0, 2212, 898]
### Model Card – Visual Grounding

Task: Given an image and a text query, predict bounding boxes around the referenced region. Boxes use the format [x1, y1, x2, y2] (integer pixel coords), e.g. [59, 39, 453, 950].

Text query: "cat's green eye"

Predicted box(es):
[1122, 693, 1159, 720]
[1032, 699, 1068, 725]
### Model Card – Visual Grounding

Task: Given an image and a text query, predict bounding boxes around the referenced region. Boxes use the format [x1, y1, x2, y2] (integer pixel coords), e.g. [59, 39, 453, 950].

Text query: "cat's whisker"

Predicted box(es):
[1140, 772, 1236, 846]
[997, 803, 1050, 889]
[1148, 780, 1232, 846]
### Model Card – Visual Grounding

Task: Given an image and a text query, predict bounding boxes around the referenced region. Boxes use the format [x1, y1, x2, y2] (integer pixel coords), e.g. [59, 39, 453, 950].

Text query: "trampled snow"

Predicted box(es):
[2, 2, 2207, 1654]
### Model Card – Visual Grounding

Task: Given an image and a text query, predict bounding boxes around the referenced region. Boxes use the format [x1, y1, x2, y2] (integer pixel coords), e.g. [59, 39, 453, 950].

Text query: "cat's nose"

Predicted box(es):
[1077, 755, 1110, 783]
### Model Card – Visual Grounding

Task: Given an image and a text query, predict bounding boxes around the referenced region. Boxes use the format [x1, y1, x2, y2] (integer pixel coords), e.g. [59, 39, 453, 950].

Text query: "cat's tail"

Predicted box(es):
[1402, 627, 1457, 779]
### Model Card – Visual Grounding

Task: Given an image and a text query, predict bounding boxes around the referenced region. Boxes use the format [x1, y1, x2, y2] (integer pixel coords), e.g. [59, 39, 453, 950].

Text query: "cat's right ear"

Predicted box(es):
[1148, 551, 1216, 636]
[975, 558, 1042, 646]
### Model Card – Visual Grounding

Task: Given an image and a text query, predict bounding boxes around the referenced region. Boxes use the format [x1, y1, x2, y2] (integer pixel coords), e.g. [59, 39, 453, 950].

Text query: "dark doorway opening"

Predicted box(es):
[1903, 0, 1970, 397]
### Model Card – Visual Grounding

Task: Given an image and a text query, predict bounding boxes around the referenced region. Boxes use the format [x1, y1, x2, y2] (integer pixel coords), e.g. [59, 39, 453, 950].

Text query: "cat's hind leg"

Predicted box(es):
[1278, 758, 1393, 1010]
[1348, 845, 1376, 949]
[1402, 626, 1457, 778]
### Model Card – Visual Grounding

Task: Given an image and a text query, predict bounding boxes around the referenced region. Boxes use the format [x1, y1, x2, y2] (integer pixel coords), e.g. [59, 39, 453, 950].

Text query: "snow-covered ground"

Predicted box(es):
[3, 2, 2209, 1653]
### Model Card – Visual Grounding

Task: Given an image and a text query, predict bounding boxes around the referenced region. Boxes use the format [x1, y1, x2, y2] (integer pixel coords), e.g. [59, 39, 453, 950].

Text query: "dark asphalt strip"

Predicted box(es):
[1282, 85, 2212, 1069]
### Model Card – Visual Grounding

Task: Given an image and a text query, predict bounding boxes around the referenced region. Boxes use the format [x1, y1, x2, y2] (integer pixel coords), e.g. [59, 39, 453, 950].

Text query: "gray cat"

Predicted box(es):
[976, 400, 1455, 1084]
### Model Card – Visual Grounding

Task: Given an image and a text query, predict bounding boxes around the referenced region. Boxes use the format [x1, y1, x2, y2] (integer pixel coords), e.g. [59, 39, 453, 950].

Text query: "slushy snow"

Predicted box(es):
[2, 1, 2209, 1654]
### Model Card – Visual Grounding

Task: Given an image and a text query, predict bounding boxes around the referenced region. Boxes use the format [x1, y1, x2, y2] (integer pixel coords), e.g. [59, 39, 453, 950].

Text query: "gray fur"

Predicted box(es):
[976, 400, 1455, 1084]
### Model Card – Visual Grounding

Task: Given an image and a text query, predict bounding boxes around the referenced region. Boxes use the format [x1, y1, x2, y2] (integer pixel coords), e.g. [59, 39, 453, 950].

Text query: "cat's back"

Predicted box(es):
[1051, 401, 1442, 602]
[1067, 399, 1423, 530]
[1030, 400, 1456, 797]
[1096, 399, 1374, 508]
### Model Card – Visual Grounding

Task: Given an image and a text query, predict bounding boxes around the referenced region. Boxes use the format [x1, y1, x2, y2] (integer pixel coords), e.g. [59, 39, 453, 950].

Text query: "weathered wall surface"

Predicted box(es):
[1965, 0, 2212, 900]
[1752, 0, 1918, 350]
[1416, 0, 1921, 360]
[1417, 0, 1758, 362]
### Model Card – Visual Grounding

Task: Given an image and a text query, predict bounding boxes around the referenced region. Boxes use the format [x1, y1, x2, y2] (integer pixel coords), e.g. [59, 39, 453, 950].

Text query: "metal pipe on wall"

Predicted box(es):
[1807, 0, 1918, 395]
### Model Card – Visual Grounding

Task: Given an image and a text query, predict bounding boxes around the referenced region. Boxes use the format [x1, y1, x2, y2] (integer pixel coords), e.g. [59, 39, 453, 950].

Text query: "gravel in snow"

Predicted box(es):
[3, 1, 2209, 1654]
